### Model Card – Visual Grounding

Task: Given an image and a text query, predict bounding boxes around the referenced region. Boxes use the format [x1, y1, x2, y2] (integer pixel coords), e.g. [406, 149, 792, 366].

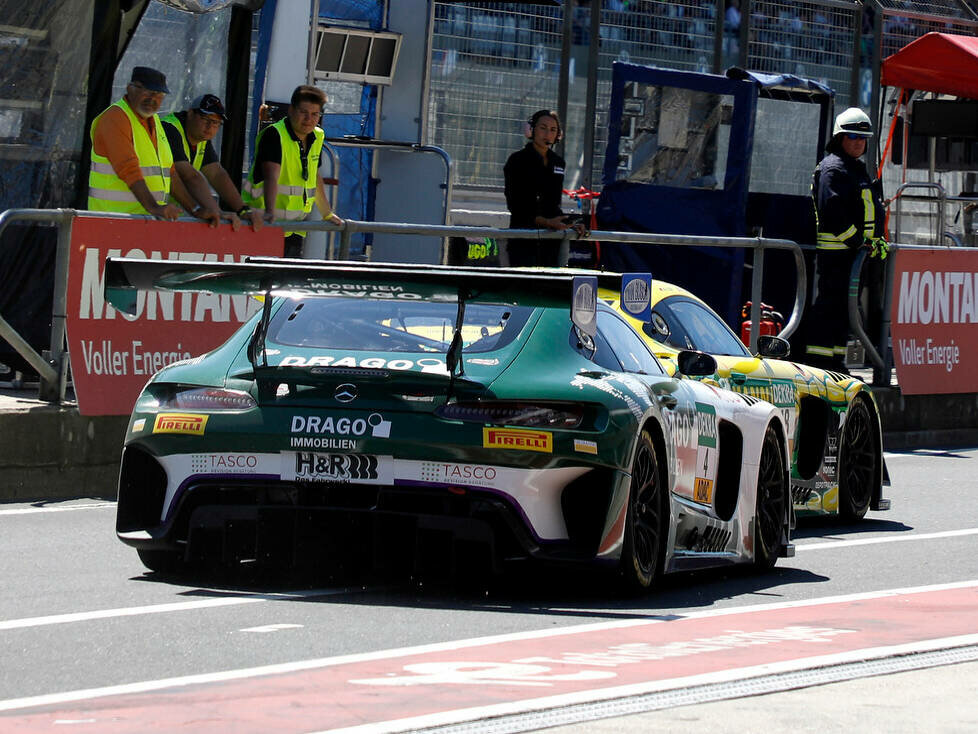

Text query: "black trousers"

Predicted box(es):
[804, 247, 859, 372]
[284, 233, 304, 258]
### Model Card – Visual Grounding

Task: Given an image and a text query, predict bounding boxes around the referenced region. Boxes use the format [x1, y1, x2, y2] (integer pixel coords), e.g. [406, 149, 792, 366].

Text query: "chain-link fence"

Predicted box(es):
[746, 0, 858, 105]
[428, 1, 725, 191]
[869, 0, 978, 245]
[428, 0, 866, 195]
[428, 3, 564, 190]
[874, 0, 978, 58]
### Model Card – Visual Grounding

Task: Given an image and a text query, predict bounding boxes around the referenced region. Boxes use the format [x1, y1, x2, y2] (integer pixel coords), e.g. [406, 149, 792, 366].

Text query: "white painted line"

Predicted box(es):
[238, 623, 304, 633]
[0, 588, 361, 632]
[1, 578, 976, 714]
[0, 502, 115, 516]
[795, 527, 978, 551]
[1, 529, 973, 634]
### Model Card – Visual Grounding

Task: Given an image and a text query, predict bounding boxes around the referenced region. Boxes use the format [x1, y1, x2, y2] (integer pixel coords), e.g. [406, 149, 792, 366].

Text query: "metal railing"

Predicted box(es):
[848, 248, 886, 375]
[0, 209, 74, 402]
[1, 208, 806, 404]
[892, 181, 947, 247]
[890, 180, 978, 250]
[325, 220, 807, 354]
[323, 138, 454, 228]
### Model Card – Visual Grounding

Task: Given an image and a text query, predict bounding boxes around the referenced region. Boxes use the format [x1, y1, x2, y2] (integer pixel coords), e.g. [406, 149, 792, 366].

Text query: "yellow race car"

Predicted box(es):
[604, 281, 889, 520]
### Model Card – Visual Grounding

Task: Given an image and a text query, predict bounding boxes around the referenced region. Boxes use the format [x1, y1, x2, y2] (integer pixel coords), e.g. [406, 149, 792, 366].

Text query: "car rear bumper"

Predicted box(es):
[117, 447, 631, 569]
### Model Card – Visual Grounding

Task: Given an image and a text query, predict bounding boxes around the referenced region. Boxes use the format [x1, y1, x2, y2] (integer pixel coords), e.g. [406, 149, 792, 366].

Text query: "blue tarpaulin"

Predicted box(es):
[598, 64, 758, 325]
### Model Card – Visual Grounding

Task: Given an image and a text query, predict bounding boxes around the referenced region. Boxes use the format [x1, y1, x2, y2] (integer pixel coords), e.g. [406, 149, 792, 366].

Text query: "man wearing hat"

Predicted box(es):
[162, 94, 263, 230]
[804, 107, 887, 373]
[88, 66, 220, 226]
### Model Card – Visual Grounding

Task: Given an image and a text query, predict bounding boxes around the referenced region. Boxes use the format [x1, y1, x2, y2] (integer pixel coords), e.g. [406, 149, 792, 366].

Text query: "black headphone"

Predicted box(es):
[524, 109, 563, 143]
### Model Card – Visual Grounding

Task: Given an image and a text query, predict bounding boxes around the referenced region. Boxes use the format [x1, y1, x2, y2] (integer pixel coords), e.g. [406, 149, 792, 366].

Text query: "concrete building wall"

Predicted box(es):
[371, 2, 447, 264]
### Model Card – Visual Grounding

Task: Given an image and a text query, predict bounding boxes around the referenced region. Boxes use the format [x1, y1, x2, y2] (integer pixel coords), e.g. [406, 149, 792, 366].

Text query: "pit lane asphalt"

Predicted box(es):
[1, 447, 977, 731]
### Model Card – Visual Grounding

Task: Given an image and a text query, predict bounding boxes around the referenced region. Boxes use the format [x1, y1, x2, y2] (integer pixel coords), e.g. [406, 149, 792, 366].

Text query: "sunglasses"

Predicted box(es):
[129, 82, 165, 99]
[844, 133, 867, 140]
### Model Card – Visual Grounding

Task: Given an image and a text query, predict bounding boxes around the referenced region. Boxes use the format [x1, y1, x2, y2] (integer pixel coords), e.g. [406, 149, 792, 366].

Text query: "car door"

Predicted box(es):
[596, 308, 716, 504]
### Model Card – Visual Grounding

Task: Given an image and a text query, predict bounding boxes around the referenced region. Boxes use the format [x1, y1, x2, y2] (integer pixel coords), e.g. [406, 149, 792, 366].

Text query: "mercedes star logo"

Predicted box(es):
[334, 383, 358, 403]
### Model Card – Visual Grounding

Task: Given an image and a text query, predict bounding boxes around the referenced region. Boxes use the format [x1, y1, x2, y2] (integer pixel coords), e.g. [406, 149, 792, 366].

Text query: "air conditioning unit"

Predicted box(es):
[312, 26, 402, 85]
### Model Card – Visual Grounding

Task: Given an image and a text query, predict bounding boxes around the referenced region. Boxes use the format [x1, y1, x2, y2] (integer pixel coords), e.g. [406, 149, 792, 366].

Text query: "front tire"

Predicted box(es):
[619, 431, 667, 593]
[754, 425, 788, 569]
[838, 398, 878, 522]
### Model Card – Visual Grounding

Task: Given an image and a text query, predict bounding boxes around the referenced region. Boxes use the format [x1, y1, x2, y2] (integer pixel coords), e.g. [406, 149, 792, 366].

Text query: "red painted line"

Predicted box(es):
[3, 586, 977, 733]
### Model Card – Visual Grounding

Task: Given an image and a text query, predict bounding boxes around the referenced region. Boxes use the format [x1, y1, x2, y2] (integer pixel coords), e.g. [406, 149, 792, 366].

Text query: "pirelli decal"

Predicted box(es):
[483, 427, 553, 453]
[153, 413, 208, 436]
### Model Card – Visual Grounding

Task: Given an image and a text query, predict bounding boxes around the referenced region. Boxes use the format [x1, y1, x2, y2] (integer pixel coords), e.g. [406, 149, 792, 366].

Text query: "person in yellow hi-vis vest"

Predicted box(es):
[243, 85, 343, 257]
[88, 66, 220, 226]
[161, 94, 263, 231]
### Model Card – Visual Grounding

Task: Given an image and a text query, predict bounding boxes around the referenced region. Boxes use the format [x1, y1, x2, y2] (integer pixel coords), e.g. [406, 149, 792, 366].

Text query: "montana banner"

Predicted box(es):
[66, 216, 283, 415]
[890, 247, 978, 394]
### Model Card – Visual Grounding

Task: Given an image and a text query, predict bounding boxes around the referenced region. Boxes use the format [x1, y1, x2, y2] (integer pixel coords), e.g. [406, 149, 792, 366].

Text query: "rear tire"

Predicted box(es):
[619, 431, 667, 593]
[137, 548, 186, 574]
[838, 399, 878, 522]
[754, 425, 787, 569]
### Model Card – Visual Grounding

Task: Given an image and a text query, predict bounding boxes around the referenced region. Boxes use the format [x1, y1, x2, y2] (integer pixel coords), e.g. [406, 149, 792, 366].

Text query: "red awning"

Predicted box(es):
[881, 32, 978, 98]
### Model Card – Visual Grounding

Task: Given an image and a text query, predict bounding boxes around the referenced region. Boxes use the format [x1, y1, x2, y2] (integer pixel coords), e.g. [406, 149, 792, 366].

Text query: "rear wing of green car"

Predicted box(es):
[103, 258, 604, 313]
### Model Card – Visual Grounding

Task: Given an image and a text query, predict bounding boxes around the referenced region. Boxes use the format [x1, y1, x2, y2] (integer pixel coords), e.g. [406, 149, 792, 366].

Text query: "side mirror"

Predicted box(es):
[677, 349, 717, 377]
[757, 335, 790, 359]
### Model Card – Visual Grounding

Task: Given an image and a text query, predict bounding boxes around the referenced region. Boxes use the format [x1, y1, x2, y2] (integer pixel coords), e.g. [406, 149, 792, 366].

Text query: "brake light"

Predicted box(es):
[158, 387, 256, 411]
[436, 401, 583, 429]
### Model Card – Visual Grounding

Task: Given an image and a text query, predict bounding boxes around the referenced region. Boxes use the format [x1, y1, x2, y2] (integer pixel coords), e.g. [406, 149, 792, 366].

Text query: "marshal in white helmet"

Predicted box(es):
[832, 107, 873, 138]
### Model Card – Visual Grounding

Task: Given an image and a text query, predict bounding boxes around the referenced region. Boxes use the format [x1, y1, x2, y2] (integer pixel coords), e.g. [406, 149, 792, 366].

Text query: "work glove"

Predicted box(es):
[867, 236, 889, 260]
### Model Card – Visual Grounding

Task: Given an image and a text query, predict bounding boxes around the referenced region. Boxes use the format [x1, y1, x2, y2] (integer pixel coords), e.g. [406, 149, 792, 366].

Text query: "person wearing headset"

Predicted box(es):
[503, 109, 586, 267]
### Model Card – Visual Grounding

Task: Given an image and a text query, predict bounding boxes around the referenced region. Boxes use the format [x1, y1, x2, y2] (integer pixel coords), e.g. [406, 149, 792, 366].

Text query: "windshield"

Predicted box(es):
[644, 296, 750, 357]
[267, 296, 533, 353]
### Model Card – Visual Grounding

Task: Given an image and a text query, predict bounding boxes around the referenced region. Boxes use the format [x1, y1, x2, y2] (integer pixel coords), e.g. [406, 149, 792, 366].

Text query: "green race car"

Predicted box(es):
[105, 259, 793, 591]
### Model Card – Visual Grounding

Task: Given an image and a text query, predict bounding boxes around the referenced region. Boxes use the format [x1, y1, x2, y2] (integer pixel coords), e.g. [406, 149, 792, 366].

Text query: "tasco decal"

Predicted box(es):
[153, 413, 208, 435]
[190, 454, 261, 473]
[483, 427, 553, 453]
[419, 462, 499, 486]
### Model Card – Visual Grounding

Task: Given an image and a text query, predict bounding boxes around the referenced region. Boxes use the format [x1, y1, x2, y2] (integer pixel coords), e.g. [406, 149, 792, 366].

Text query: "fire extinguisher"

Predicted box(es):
[740, 301, 783, 347]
